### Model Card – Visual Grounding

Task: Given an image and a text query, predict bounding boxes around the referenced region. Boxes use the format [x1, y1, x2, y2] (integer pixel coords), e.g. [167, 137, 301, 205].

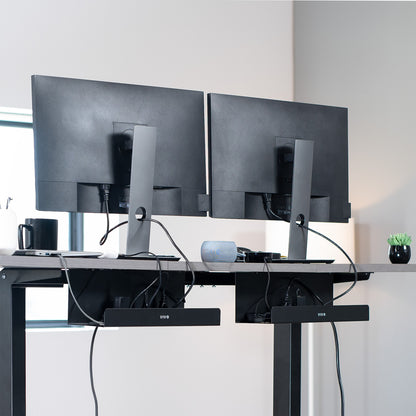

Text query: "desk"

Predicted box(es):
[0, 256, 375, 416]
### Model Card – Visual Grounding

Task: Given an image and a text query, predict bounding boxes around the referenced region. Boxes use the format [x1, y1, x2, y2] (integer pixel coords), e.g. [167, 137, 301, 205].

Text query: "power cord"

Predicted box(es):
[284, 278, 345, 416]
[263, 192, 350, 416]
[263, 258, 272, 311]
[331, 321, 345, 416]
[262, 193, 358, 305]
[299, 223, 357, 305]
[58, 255, 104, 326]
[99, 215, 196, 307]
[99, 220, 128, 246]
[67, 270, 98, 317]
[99, 185, 111, 246]
[129, 252, 163, 308]
[90, 326, 99, 416]
[130, 276, 160, 308]
[142, 218, 195, 307]
[246, 260, 273, 323]
[57, 255, 103, 416]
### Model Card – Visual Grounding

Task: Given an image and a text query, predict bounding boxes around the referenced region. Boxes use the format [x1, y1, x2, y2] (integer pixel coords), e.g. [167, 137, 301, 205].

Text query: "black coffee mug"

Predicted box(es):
[18, 218, 58, 250]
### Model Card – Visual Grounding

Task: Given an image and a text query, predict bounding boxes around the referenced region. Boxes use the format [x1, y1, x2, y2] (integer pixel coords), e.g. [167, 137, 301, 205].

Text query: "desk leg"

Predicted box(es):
[0, 276, 26, 416]
[273, 323, 302, 416]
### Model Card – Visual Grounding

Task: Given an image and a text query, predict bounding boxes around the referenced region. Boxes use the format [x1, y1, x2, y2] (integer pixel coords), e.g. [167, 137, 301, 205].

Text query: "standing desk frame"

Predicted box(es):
[0, 256, 372, 416]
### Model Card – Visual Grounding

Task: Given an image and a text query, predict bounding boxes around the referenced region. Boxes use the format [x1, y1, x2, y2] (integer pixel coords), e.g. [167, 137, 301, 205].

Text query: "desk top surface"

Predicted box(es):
[0, 255, 414, 274]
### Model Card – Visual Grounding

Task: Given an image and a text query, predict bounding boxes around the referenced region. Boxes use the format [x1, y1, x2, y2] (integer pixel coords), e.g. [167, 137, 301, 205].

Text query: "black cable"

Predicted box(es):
[99, 185, 111, 246]
[58, 256, 103, 414]
[99, 214, 127, 246]
[58, 255, 104, 326]
[98, 216, 194, 305]
[298, 223, 358, 305]
[286, 278, 325, 305]
[331, 321, 345, 416]
[98, 215, 195, 305]
[283, 277, 295, 306]
[99, 212, 193, 307]
[123, 250, 161, 258]
[129, 253, 163, 308]
[247, 294, 272, 321]
[285, 278, 345, 416]
[68, 270, 98, 316]
[253, 297, 270, 321]
[263, 195, 358, 305]
[248, 263, 274, 322]
[130, 276, 160, 308]
[104, 199, 110, 243]
[142, 218, 195, 307]
[89, 326, 99, 416]
[108, 220, 129, 235]
[148, 272, 163, 307]
[263, 258, 272, 311]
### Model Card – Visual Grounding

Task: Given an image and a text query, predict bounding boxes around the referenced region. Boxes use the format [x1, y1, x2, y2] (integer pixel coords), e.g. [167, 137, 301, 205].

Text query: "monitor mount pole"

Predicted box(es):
[125, 125, 157, 257]
[287, 138, 314, 260]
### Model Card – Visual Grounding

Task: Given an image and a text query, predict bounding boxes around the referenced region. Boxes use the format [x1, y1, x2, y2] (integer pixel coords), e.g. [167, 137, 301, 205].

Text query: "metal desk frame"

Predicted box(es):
[0, 256, 373, 416]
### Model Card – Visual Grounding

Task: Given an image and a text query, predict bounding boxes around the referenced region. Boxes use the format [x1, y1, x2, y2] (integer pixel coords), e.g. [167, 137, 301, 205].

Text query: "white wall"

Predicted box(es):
[294, 2, 416, 415]
[1, 0, 293, 108]
[0, 1, 294, 415]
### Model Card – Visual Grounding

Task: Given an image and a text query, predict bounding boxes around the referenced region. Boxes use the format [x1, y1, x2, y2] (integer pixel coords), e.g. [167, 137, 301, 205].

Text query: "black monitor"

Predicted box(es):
[207, 93, 350, 259]
[32, 75, 207, 254]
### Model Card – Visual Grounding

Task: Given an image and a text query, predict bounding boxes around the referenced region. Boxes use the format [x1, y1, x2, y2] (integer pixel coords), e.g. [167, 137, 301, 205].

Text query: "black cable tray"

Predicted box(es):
[271, 305, 369, 324]
[103, 307, 221, 327]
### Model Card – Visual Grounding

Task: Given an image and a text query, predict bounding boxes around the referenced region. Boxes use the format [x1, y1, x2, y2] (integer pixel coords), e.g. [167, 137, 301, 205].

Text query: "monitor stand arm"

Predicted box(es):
[125, 125, 157, 256]
[287, 139, 314, 260]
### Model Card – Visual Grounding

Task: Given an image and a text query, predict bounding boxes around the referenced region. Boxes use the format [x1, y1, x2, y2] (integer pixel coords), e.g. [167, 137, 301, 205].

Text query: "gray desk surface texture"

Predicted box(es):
[0, 255, 413, 273]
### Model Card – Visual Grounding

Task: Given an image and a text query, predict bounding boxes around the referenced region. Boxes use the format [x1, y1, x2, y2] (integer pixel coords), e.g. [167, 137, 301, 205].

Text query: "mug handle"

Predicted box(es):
[18, 224, 33, 249]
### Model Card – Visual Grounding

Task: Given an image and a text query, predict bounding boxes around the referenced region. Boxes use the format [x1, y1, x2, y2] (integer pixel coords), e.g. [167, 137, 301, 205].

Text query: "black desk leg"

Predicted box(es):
[0, 275, 26, 416]
[273, 323, 302, 416]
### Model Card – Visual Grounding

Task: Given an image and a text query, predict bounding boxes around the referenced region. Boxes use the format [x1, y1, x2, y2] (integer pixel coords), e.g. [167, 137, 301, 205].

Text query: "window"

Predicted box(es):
[0, 108, 70, 325]
[1, 108, 123, 326]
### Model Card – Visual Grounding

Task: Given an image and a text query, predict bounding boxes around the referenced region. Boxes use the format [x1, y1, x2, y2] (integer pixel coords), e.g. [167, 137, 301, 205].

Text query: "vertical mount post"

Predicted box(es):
[287, 139, 314, 260]
[69, 212, 84, 251]
[125, 125, 157, 256]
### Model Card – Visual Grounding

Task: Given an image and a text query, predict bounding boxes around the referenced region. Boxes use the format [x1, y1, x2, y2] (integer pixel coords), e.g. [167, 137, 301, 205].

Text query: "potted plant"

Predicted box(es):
[387, 233, 412, 264]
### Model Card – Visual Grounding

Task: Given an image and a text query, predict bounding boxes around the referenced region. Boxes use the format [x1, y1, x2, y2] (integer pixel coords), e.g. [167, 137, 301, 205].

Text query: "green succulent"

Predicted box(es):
[387, 233, 412, 246]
